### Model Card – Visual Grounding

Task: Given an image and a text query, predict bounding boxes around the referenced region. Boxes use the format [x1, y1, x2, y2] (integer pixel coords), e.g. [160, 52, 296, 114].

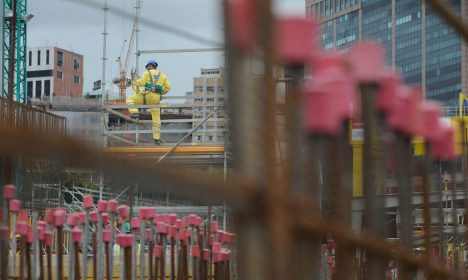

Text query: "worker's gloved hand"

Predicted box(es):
[144, 83, 154, 91]
[155, 85, 164, 93]
[131, 72, 137, 80]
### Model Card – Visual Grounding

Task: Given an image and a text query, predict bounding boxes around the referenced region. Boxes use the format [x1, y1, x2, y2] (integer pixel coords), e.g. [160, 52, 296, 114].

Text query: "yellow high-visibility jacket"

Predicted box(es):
[136, 69, 171, 95]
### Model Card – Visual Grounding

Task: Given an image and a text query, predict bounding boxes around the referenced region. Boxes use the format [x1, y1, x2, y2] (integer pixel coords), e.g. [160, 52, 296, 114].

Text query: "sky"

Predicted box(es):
[28, 0, 305, 99]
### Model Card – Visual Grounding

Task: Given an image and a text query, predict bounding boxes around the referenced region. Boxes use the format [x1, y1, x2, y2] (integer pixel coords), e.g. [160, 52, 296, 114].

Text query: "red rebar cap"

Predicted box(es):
[387, 87, 423, 136]
[44, 231, 53, 246]
[117, 205, 129, 219]
[421, 101, 443, 143]
[54, 209, 66, 227]
[66, 213, 80, 227]
[2, 184, 16, 200]
[37, 227, 44, 241]
[346, 42, 386, 83]
[203, 249, 210, 261]
[227, 0, 256, 51]
[89, 211, 98, 223]
[116, 234, 134, 248]
[107, 199, 118, 213]
[154, 245, 162, 258]
[211, 221, 218, 233]
[131, 217, 140, 229]
[153, 214, 162, 224]
[101, 213, 109, 224]
[157, 222, 168, 235]
[9, 199, 21, 213]
[97, 200, 108, 213]
[102, 229, 111, 242]
[83, 195, 94, 209]
[45, 209, 55, 224]
[377, 70, 401, 114]
[431, 123, 457, 160]
[168, 214, 177, 225]
[0, 226, 9, 241]
[213, 251, 223, 263]
[276, 17, 318, 64]
[161, 214, 169, 224]
[178, 229, 188, 243]
[191, 245, 200, 257]
[72, 226, 82, 243]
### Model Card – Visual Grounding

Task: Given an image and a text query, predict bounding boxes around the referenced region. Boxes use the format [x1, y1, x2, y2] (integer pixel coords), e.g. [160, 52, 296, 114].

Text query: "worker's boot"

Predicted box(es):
[154, 139, 161, 146]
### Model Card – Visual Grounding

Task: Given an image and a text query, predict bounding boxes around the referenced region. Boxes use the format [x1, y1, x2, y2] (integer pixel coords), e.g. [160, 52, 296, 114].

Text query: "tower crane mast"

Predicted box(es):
[118, 0, 142, 100]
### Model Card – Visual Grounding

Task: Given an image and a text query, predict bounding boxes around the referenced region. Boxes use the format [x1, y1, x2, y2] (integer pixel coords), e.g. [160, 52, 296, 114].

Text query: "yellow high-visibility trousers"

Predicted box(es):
[126, 92, 161, 140]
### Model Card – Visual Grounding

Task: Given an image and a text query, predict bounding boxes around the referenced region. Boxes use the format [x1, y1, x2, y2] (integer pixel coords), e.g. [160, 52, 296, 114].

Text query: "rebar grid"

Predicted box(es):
[0, 0, 468, 279]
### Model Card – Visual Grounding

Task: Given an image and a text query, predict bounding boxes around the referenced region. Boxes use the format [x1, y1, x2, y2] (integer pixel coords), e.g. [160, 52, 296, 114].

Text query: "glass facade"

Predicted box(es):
[362, 0, 392, 64]
[308, 0, 463, 106]
[425, 0, 461, 106]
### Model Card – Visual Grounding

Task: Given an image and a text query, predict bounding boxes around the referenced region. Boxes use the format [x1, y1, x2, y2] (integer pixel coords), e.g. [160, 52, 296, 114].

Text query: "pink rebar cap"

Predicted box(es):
[97, 200, 108, 213]
[212, 241, 221, 253]
[117, 205, 129, 219]
[154, 245, 162, 258]
[211, 221, 218, 233]
[203, 249, 210, 261]
[228, 0, 256, 51]
[44, 231, 53, 246]
[346, 42, 386, 83]
[431, 124, 457, 160]
[377, 70, 400, 114]
[9, 199, 21, 213]
[66, 214, 80, 227]
[83, 195, 94, 209]
[168, 214, 177, 225]
[107, 199, 118, 213]
[191, 245, 200, 257]
[168, 225, 177, 238]
[0, 226, 9, 241]
[37, 227, 45, 241]
[37, 220, 47, 230]
[18, 210, 28, 222]
[276, 17, 317, 64]
[54, 209, 66, 227]
[102, 229, 111, 242]
[140, 207, 155, 220]
[79, 212, 86, 224]
[157, 222, 168, 235]
[27, 227, 33, 243]
[131, 217, 141, 229]
[3, 184, 15, 200]
[116, 234, 134, 248]
[45, 209, 55, 224]
[421, 101, 443, 143]
[176, 219, 183, 229]
[145, 228, 151, 240]
[101, 213, 109, 224]
[72, 227, 82, 243]
[89, 211, 98, 223]
[387, 87, 423, 136]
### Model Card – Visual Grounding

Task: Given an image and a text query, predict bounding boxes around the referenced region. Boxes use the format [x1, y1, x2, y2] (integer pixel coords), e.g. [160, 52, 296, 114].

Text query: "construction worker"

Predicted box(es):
[127, 59, 171, 145]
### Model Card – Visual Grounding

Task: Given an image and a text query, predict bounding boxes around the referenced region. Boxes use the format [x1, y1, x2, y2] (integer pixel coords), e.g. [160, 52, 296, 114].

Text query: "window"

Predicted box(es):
[37, 50, 41, 66]
[197, 136, 202, 141]
[74, 76, 80, 84]
[28, 51, 32, 66]
[208, 136, 213, 141]
[57, 71, 63, 79]
[218, 98, 224, 102]
[46, 50, 50, 65]
[35, 80, 42, 98]
[57, 51, 63, 67]
[207, 86, 214, 92]
[74, 57, 80, 71]
[27, 81, 33, 98]
[207, 98, 214, 102]
[44, 80, 50, 96]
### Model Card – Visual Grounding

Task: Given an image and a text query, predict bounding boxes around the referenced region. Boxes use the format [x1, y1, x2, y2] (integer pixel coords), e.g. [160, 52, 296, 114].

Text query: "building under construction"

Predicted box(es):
[1, 0, 468, 279]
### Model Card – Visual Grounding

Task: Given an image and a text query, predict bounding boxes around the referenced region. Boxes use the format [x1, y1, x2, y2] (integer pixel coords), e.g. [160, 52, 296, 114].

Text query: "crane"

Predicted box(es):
[116, 0, 143, 100]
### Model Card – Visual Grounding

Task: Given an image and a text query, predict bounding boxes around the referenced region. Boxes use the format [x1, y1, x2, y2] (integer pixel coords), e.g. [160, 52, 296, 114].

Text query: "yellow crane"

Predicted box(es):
[115, 0, 143, 100]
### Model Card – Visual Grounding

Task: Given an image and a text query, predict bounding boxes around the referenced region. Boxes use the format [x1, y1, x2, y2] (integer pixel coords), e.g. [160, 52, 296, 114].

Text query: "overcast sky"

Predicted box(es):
[28, 0, 305, 99]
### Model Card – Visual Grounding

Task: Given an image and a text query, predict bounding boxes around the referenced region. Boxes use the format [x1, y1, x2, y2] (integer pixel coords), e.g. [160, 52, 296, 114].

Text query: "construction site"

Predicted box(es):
[1, 0, 468, 279]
